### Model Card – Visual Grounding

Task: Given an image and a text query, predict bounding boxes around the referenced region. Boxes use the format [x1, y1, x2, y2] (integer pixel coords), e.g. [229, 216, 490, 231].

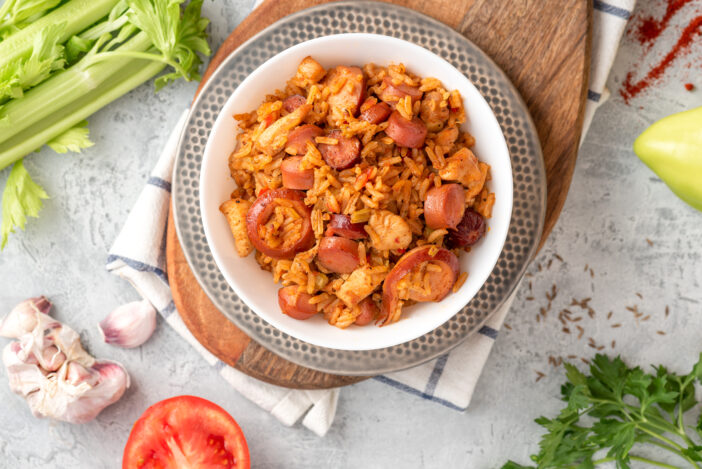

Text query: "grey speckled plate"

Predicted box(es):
[172, 1, 546, 375]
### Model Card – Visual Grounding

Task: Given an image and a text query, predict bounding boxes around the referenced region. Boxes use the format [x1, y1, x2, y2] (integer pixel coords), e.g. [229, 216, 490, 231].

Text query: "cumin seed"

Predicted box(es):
[611, 340, 616, 349]
[555, 253, 564, 262]
[607, 311, 613, 320]
[611, 323, 622, 328]
[504, 323, 512, 330]
[657, 330, 666, 335]
[646, 238, 653, 246]
[581, 357, 590, 365]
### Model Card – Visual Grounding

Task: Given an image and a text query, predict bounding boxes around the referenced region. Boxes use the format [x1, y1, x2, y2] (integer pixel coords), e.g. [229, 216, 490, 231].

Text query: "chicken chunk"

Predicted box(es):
[295, 56, 326, 86]
[438, 147, 482, 183]
[366, 210, 412, 251]
[419, 91, 449, 132]
[219, 198, 253, 257]
[255, 104, 311, 154]
[435, 126, 458, 147]
[336, 266, 384, 307]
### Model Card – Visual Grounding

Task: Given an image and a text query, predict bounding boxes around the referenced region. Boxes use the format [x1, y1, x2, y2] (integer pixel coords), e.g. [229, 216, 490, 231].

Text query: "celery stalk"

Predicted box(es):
[0, 59, 164, 167]
[0, 0, 119, 69]
[0, 32, 152, 151]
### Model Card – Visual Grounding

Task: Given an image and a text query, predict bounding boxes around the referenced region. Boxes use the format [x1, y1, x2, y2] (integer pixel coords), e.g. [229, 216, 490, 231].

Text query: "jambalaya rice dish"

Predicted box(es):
[219, 56, 496, 329]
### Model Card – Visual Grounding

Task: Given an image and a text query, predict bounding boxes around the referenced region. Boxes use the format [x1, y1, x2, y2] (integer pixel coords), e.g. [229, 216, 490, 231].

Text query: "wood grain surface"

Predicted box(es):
[166, 0, 592, 389]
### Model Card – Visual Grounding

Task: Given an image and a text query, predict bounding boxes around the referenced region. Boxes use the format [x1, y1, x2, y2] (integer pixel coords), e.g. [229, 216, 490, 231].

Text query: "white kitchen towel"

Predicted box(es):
[107, 0, 635, 435]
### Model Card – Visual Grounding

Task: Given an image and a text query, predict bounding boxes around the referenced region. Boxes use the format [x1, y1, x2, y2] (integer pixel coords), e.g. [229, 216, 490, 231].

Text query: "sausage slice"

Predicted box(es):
[283, 94, 307, 113]
[318, 130, 361, 170]
[379, 77, 423, 104]
[354, 298, 379, 326]
[285, 124, 324, 155]
[317, 236, 360, 274]
[325, 214, 367, 240]
[281, 156, 314, 190]
[360, 102, 392, 124]
[385, 111, 427, 148]
[424, 184, 466, 230]
[278, 287, 317, 320]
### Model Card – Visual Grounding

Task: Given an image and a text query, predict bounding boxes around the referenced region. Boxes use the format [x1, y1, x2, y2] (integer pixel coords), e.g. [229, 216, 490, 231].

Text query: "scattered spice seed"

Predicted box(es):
[525, 272, 533, 278]
[646, 238, 654, 246]
[528, 281, 533, 291]
[636, 292, 643, 299]
[554, 253, 564, 262]
[540, 307, 547, 318]
[571, 316, 583, 322]
[642, 315, 651, 321]
[576, 325, 584, 339]
[525, 296, 534, 301]
[581, 357, 590, 365]
[589, 268, 594, 278]
[584, 264, 589, 272]
[547, 259, 553, 269]
[611, 340, 616, 349]
[536, 313, 541, 323]
[504, 323, 512, 330]
[665, 306, 670, 318]
[607, 311, 613, 320]
[562, 327, 571, 334]
[588, 308, 596, 319]
[597, 345, 605, 351]
[535, 371, 545, 382]
[567, 354, 578, 360]
[657, 330, 666, 335]
[537, 263, 542, 272]
[611, 323, 622, 328]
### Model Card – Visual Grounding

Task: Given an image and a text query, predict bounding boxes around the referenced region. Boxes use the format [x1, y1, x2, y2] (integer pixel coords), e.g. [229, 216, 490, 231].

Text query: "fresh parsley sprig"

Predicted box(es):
[503, 353, 702, 468]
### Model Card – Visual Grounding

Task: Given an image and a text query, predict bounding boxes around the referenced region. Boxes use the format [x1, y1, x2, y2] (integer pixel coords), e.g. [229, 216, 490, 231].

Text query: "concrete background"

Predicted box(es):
[1, 0, 701, 467]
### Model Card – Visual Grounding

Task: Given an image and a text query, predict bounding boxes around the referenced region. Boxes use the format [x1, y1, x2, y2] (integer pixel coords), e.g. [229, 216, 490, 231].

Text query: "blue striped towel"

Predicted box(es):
[107, 0, 636, 437]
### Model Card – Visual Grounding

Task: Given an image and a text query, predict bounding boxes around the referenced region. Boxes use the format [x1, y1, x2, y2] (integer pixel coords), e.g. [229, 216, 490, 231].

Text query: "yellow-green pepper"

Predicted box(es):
[633, 106, 702, 211]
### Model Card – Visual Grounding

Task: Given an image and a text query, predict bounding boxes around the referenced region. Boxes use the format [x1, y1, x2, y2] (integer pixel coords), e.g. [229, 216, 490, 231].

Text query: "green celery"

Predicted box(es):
[0, 32, 152, 153]
[0, 0, 118, 69]
[0, 53, 164, 168]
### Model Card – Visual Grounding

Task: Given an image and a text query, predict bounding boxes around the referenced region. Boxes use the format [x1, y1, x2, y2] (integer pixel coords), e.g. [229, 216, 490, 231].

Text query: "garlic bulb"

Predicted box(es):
[1, 297, 130, 424]
[98, 299, 156, 348]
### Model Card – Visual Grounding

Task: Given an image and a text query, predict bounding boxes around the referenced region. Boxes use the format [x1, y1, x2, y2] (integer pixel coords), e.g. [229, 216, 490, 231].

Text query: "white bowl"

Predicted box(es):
[200, 33, 513, 351]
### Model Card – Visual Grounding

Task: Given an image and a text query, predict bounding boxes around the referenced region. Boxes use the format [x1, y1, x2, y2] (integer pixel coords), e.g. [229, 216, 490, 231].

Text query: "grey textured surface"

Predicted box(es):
[1, 1, 701, 467]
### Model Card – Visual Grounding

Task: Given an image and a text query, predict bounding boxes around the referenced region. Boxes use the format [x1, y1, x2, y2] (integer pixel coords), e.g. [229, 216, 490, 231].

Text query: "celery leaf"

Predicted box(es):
[46, 120, 94, 153]
[0, 0, 62, 32]
[126, 0, 210, 91]
[0, 22, 65, 101]
[1, 160, 49, 249]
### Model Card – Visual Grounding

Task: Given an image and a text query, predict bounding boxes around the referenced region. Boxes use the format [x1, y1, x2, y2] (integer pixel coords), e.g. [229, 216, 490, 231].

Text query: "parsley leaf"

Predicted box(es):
[46, 120, 94, 153]
[501, 354, 702, 469]
[1, 159, 48, 249]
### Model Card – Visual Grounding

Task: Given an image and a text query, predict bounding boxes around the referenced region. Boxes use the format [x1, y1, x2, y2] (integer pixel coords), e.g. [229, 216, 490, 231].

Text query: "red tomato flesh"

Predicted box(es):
[123, 396, 250, 469]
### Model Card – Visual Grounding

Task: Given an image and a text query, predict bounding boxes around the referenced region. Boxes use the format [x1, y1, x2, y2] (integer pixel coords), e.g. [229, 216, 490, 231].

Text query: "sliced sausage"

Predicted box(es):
[317, 236, 360, 274]
[360, 102, 392, 124]
[245, 188, 314, 259]
[325, 214, 367, 240]
[354, 298, 378, 326]
[419, 91, 449, 132]
[326, 66, 365, 117]
[281, 156, 314, 190]
[380, 246, 459, 324]
[446, 209, 486, 249]
[318, 130, 361, 170]
[385, 111, 427, 148]
[278, 286, 318, 320]
[285, 124, 324, 155]
[379, 76, 423, 104]
[283, 94, 307, 113]
[424, 184, 466, 230]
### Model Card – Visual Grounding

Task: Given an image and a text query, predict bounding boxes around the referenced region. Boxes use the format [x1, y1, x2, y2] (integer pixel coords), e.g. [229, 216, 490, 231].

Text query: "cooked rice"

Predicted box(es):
[221, 57, 496, 329]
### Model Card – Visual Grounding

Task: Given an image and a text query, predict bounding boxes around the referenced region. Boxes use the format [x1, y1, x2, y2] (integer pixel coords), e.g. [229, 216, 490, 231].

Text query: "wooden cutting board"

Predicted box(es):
[166, 0, 592, 389]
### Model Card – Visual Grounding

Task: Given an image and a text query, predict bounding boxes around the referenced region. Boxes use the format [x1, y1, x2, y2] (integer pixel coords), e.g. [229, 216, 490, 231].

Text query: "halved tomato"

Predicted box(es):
[122, 396, 250, 469]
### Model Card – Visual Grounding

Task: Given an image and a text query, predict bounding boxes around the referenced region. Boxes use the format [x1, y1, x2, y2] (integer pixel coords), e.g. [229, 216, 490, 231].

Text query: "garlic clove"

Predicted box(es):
[0, 297, 52, 339]
[66, 361, 99, 387]
[98, 300, 156, 348]
[57, 360, 130, 424]
[40, 345, 66, 372]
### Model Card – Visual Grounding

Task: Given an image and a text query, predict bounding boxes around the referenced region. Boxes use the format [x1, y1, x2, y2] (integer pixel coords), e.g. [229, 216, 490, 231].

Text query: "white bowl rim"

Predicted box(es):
[199, 33, 513, 350]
